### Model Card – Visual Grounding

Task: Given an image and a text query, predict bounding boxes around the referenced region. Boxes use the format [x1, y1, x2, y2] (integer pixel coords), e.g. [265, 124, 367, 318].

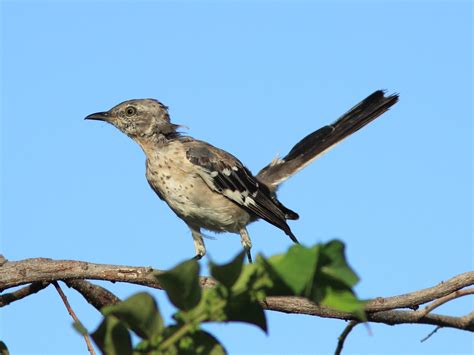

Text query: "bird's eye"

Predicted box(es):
[125, 106, 137, 117]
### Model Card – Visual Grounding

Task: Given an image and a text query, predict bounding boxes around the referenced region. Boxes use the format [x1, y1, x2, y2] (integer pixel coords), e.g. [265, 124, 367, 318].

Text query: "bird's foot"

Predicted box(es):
[191, 253, 204, 261]
[245, 247, 253, 264]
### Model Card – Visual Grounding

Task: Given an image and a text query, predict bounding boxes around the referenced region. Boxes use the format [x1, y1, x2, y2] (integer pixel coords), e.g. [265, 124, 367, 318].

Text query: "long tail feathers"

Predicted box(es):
[257, 90, 399, 189]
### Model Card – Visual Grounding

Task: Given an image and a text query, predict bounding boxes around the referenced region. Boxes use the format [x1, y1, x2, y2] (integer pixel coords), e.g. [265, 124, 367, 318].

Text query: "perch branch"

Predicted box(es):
[1, 256, 473, 332]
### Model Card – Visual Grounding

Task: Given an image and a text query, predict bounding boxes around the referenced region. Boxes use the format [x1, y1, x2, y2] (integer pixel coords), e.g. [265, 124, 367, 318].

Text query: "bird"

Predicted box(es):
[85, 90, 398, 262]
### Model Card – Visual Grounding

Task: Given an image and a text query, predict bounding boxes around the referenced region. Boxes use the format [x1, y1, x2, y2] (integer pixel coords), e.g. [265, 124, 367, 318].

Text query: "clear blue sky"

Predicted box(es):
[1, 1, 472, 354]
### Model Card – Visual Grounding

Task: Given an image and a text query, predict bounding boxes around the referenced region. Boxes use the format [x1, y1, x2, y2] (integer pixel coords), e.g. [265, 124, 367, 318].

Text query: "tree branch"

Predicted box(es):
[335, 320, 359, 355]
[0, 257, 216, 292]
[1, 256, 473, 332]
[416, 288, 474, 318]
[365, 278, 474, 312]
[53, 281, 95, 355]
[64, 280, 121, 311]
[0, 281, 50, 307]
[263, 296, 474, 331]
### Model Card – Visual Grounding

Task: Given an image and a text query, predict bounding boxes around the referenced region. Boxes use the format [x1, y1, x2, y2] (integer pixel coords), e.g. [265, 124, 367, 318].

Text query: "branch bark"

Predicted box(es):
[0, 257, 216, 292]
[0, 281, 50, 307]
[1, 256, 473, 332]
[64, 280, 121, 311]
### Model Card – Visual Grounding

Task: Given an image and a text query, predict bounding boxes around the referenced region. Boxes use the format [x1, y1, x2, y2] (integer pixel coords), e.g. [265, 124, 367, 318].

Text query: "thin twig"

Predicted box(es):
[53, 281, 96, 355]
[420, 326, 442, 342]
[417, 288, 474, 318]
[335, 320, 359, 355]
[0, 282, 50, 307]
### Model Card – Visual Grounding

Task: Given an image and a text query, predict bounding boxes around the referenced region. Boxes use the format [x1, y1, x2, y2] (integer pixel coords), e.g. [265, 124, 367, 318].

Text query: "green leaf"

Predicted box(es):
[258, 257, 294, 296]
[257, 240, 365, 319]
[156, 259, 201, 311]
[263, 244, 320, 296]
[178, 330, 227, 355]
[224, 293, 267, 332]
[0, 341, 9, 355]
[319, 284, 366, 320]
[102, 292, 163, 339]
[134, 338, 165, 354]
[92, 316, 132, 355]
[231, 262, 264, 294]
[189, 287, 228, 323]
[134, 339, 151, 353]
[72, 321, 88, 336]
[307, 240, 366, 319]
[210, 251, 246, 289]
[172, 273, 267, 332]
[320, 240, 359, 287]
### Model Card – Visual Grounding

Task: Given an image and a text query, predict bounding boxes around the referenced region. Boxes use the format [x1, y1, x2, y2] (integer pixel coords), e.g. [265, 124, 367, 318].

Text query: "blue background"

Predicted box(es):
[1, 1, 472, 354]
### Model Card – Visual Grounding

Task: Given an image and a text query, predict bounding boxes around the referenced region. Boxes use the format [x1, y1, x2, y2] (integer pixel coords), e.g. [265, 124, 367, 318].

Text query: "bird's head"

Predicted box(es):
[85, 99, 179, 141]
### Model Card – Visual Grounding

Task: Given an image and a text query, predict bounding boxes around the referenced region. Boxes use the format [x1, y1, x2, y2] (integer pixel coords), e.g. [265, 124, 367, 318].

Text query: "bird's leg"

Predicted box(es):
[239, 228, 253, 263]
[189, 226, 206, 260]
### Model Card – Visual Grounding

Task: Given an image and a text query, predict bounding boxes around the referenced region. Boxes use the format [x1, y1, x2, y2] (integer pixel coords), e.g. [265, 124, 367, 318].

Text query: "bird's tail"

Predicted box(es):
[257, 90, 399, 189]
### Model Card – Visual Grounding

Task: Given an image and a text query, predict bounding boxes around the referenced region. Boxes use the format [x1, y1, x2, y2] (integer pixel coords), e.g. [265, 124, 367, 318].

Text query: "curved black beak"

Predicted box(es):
[84, 111, 111, 122]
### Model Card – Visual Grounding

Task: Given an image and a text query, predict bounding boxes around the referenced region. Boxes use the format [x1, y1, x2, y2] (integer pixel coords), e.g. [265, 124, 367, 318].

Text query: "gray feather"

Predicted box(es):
[257, 90, 399, 189]
[186, 141, 299, 242]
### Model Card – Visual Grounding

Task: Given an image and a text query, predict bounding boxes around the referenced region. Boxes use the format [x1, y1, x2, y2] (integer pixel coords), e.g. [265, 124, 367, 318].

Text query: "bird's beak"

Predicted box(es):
[84, 111, 111, 122]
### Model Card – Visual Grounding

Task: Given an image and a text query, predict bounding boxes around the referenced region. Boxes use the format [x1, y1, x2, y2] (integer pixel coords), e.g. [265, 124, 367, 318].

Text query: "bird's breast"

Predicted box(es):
[145, 145, 251, 233]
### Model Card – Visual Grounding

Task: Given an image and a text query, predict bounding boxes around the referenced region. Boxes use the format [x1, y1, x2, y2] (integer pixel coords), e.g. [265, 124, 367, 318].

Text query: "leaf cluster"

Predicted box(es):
[84, 240, 365, 354]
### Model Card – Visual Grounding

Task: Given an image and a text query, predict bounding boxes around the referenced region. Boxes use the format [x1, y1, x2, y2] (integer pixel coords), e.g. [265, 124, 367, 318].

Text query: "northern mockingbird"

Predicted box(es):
[86, 90, 398, 262]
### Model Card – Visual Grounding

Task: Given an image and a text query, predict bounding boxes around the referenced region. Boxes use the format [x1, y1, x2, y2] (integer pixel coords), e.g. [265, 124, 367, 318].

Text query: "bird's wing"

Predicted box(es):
[257, 90, 399, 189]
[185, 141, 298, 242]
